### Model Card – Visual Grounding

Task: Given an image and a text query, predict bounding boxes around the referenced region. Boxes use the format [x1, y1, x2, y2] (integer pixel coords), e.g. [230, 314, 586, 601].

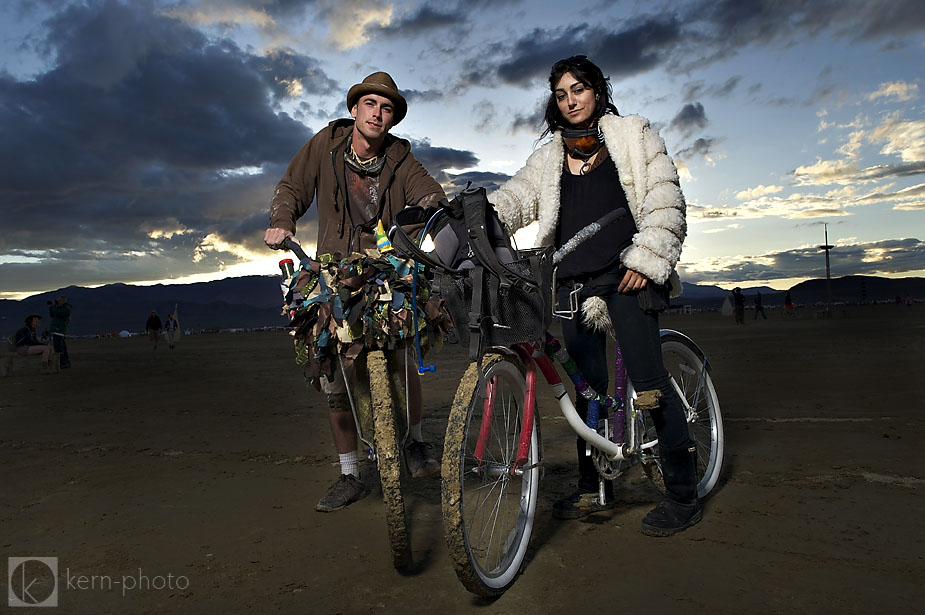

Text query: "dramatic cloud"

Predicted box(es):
[372, 5, 464, 37]
[0, 1, 313, 292]
[682, 237, 925, 285]
[437, 170, 512, 197]
[868, 81, 919, 102]
[682, 77, 741, 101]
[870, 116, 925, 162]
[510, 105, 546, 135]
[793, 159, 925, 186]
[483, 17, 683, 88]
[409, 138, 479, 175]
[690, 183, 924, 221]
[465, 0, 925, 90]
[401, 88, 445, 104]
[317, 0, 392, 49]
[669, 102, 708, 138]
[736, 185, 783, 200]
[676, 137, 719, 165]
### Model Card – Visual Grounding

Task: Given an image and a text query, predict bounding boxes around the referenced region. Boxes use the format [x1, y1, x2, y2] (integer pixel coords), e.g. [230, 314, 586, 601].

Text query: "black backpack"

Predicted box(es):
[390, 186, 553, 361]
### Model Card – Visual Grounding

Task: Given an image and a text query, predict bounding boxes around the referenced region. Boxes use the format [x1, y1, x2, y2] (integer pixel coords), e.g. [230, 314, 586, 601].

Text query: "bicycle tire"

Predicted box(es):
[442, 353, 539, 597]
[640, 332, 725, 499]
[367, 350, 412, 570]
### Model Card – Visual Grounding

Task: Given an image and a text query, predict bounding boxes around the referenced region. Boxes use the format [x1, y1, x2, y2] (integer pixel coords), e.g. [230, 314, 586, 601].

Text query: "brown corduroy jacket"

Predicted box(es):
[269, 119, 445, 256]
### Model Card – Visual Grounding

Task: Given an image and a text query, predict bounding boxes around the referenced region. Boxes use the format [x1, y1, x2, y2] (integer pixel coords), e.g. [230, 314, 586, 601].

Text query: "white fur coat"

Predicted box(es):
[489, 113, 686, 287]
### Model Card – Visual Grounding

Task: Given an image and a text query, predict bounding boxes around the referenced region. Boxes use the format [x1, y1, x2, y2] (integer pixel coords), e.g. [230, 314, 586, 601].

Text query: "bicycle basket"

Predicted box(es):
[435, 246, 554, 358]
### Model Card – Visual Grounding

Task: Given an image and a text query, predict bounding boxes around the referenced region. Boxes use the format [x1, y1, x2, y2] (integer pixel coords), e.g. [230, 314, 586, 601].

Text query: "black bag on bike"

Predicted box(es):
[390, 186, 554, 361]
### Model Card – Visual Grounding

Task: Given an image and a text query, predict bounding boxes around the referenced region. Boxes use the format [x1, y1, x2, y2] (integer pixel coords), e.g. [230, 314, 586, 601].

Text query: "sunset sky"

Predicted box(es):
[1, 0, 923, 299]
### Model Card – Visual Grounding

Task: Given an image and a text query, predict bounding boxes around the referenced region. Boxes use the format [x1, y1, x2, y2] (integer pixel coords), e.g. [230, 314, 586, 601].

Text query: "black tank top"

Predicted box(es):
[555, 155, 636, 280]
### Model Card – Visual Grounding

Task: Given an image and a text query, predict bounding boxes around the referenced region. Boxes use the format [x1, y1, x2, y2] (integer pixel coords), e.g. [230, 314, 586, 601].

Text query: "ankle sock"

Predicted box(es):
[338, 451, 359, 477]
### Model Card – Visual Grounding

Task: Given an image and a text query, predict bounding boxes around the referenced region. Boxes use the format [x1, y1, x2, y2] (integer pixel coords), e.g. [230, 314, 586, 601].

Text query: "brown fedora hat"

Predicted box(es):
[346, 71, 407, 125]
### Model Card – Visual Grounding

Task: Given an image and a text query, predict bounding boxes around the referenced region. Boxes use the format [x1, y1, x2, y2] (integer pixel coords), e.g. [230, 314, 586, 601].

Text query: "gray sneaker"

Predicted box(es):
[315, 474, 367, 512]
[404, 441, 440, 478]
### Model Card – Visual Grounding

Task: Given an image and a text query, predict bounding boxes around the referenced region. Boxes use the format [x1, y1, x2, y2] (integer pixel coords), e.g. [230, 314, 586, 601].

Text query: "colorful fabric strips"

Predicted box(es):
[284, 248, 452, 389]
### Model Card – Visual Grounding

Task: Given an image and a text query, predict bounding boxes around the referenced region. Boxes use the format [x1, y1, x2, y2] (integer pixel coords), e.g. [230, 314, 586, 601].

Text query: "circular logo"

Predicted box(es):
[9, 558, 57, 606]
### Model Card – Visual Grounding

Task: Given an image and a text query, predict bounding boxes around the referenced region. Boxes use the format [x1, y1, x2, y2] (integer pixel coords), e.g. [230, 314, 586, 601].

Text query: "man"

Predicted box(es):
[48, 295, 72, 368]
[146, 311, 162, 350]
[732, 288, 745, 325]
[753, 291, 767, 320]
[264, 72, 444, 512]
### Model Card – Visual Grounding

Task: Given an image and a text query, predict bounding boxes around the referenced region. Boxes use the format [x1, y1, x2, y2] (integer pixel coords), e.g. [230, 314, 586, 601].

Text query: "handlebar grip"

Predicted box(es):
[596, 207, 627, 229]
[281, 237, 315, 271]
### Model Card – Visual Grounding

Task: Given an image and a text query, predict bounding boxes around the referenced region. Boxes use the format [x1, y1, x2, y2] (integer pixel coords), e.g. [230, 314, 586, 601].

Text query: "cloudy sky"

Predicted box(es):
[1, 0, 923, 299]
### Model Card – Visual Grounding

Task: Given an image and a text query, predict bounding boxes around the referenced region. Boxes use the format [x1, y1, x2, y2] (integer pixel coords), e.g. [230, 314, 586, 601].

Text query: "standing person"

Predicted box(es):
[490, 55, 701, 536]
[732, 288, 745, 324]
[264, 71, 445, 512]
[784, 290, 794, 310]
[48, 295, 72, 368]
[164, 312, 180, 349]
[753, 290, 767, 320]
[145, 311, 162, 350]
[15, 315, 54, 367]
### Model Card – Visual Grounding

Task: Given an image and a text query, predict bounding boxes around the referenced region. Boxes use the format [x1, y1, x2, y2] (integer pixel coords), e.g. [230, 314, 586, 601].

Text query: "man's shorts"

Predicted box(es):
[319, 347, 418, 396]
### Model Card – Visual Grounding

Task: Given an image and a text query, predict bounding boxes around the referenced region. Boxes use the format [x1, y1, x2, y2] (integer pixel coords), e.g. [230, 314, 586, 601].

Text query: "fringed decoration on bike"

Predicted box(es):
[282, 250, 452, 390]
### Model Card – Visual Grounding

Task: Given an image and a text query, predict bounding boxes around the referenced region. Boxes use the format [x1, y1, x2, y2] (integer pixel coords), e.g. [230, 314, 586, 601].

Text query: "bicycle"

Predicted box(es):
[437, 217, 725, 597]
[280, 237, 445, 570]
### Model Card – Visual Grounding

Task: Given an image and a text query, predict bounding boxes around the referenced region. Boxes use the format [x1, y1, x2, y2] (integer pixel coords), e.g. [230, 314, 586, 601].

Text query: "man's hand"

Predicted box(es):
[264, 228, 295, 249]
[618, 266, 648, 294]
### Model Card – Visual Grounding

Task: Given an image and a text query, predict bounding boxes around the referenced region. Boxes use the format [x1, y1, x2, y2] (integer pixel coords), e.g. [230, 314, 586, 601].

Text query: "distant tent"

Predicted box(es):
[721, 296, 733, 316]
[119, 330, 131, 338]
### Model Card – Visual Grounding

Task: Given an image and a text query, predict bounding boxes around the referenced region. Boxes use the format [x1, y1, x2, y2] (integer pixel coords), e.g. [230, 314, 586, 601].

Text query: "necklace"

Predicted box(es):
[349, 144, 379, 167]
[345, 142, 386, 175]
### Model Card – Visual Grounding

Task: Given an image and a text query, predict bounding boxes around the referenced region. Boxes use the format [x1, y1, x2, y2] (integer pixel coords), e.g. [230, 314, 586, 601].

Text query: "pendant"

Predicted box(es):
[579, 161, 591, 175]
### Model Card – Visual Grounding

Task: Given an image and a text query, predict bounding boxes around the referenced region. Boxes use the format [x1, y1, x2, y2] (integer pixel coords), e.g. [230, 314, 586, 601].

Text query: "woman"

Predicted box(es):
[490, 55, 699, 536]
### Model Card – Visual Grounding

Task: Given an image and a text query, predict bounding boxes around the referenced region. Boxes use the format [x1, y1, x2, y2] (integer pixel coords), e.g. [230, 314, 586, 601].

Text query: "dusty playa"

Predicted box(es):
[2, 304, 923, 613]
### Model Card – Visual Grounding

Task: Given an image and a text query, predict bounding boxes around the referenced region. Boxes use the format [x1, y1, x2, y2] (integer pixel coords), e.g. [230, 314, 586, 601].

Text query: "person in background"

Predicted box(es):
[145, 311, 162, 350]
[49, 295, 72, 368]
[732, 288, 745, 325]
[164, 312, 180, 349]
[15, 314, 54, 368]
[753, 290, 767, 320]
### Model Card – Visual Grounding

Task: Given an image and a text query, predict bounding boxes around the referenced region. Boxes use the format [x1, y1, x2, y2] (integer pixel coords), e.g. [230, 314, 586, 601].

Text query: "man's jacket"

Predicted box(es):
[269, 119, 444, 256]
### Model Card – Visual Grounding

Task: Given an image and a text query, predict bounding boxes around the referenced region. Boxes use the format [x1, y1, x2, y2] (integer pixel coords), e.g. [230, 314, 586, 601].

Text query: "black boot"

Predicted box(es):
[641, 442, 702, 537]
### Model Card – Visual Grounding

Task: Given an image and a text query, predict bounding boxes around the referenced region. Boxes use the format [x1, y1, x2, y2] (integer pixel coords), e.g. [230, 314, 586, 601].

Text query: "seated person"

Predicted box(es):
[14, 315, 54, 365]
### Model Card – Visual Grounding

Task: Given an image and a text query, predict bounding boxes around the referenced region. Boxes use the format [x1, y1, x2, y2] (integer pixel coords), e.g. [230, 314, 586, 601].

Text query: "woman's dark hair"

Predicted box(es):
[541, 55, 618, 138]
[25, 314, 41, 325]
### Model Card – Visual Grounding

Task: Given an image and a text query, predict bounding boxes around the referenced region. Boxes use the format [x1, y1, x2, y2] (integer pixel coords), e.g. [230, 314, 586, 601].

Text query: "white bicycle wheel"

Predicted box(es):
[442, 354, 540, 597]
[640, 331, 724, 498]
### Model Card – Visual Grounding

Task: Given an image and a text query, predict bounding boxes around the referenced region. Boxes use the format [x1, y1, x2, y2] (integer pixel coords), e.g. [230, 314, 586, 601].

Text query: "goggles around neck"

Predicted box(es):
[562, 126, 604, 159]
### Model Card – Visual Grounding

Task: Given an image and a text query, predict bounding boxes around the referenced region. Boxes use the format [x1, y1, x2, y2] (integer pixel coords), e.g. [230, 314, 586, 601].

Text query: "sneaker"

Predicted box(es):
[404, 441, 440, 478]
[552, 488, 615, 520]
[315, 474, 367, 512]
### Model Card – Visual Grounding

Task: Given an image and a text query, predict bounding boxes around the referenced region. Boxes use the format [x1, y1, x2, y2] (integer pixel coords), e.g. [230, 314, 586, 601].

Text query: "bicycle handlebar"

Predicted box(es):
[552, 207, 627, 265]
[281, 237, 316, 272]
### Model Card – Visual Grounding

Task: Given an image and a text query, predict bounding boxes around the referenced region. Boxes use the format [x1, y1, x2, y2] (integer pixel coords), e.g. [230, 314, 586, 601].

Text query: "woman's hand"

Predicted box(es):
[618, 266, 648, 294]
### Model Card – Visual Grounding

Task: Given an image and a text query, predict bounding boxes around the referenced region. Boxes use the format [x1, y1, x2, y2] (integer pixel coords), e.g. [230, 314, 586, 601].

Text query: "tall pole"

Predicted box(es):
[818, 223, 834, 311]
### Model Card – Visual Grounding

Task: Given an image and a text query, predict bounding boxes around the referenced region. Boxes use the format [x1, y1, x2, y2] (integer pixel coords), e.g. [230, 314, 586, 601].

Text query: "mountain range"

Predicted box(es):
[2, 274, 921, 336]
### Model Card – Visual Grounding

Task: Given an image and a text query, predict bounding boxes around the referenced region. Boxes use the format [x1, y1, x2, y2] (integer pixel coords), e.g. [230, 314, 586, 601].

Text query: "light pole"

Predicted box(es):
[818, 223, 834, 312]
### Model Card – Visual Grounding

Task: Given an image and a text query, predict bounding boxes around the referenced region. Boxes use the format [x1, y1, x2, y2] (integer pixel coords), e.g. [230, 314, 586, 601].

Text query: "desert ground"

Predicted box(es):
[2, 303, 923, 614]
